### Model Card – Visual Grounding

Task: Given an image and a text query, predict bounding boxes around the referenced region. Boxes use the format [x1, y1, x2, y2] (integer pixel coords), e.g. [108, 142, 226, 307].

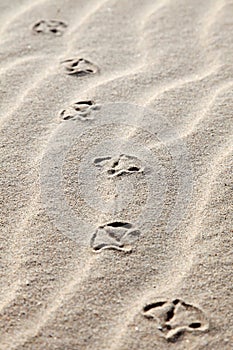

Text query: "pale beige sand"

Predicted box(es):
[0, 0, 233, 349]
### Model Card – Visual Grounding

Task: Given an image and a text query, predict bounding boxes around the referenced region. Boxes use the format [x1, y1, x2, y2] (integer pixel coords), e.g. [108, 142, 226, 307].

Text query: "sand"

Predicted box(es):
[0, 0, 232, 349]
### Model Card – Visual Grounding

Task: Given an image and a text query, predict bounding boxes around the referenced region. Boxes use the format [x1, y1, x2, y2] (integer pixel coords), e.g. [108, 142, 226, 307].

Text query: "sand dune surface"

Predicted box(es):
[0, 0, 232, 349]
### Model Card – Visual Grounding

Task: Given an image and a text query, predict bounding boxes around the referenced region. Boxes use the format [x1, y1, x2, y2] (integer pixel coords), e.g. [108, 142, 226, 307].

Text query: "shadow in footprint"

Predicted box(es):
[90, 221, 140, 252]
[32, 20, 67, 35]
[61, 58, 99, 76]
[93, 154, 144, 177]
[59, 100, 101, 121]
[142, 298, 209, 342]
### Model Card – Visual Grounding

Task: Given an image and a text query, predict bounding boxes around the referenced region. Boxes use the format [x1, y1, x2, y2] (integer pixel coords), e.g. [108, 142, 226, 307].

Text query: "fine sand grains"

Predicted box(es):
[0, 0, 232, 349]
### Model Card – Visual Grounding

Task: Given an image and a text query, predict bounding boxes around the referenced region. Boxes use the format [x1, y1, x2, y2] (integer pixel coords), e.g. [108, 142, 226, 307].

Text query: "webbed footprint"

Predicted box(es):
[142, 298, 209, 342]
[90, 221, 140, 252]
[59, 100, 101, 121]
[93, 154, 143, 177]
[32, 20, 67, 35]
[61, 58, 99, 76]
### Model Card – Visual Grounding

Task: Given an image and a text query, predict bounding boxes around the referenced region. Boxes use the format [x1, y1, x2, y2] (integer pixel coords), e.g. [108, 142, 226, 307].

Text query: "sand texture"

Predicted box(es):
[0, 0, 233, 349]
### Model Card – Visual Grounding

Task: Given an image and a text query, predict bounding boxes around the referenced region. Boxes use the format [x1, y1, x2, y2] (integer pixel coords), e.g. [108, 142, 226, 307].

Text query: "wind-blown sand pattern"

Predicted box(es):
[0, 0, 232, 349]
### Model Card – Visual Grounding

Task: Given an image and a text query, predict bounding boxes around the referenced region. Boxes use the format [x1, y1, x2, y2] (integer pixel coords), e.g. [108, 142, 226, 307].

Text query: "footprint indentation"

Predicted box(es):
[90, 221, 140, 252]
[32, 20, 67, 35]
[93, 154, 143, 177]
[61, 58, 99, 76]
[143, 299, 209, 342]
[59, 101, 101, 121]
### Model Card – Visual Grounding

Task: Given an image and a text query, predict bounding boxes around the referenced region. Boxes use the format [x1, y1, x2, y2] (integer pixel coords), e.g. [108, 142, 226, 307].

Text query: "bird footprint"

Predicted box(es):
[61, 58, 99, 76]
[93, 154, 143, 177]
[59, 100, 101, 121]
[143, 298, 209, 342]
[90, 222, 140, 252]
[32, 20, 67, 35]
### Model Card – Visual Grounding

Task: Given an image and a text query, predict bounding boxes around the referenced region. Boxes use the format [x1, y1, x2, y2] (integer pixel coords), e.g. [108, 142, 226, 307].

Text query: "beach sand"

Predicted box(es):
[0, 0, 232, 349]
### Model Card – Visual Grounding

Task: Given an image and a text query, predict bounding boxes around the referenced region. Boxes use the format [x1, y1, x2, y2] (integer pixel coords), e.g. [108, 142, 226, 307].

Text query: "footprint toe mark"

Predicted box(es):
[143, 301, 166, 313]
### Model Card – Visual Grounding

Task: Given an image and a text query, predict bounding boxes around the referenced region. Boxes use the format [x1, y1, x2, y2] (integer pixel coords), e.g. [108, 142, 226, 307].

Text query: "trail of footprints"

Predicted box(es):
[31, 17, 210, 345]
[90, 154, 143, 251]
[142, 299, 209, 342]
